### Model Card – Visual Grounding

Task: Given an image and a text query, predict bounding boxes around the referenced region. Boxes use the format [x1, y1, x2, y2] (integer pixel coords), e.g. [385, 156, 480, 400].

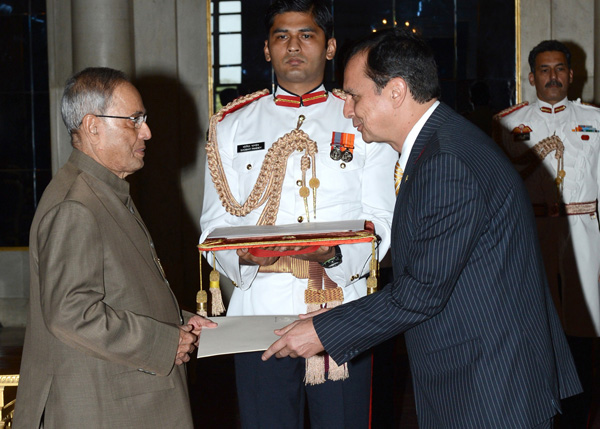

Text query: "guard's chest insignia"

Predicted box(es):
[511, 124, 532, 141]
[237, 142, 265, 153]
[572, 125, 599, 141]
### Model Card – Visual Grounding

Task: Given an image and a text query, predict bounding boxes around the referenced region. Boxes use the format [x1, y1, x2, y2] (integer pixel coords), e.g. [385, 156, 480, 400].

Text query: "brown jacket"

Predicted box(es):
[14, 149, 193, 428]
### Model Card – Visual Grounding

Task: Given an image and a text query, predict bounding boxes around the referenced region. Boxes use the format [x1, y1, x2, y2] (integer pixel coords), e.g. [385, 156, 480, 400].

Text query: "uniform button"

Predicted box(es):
[297, 216, 304, 223]
[296, 180, 303, 186]
[340, 163, 346, 169]
[246, 164, 252, 170]
[297, 147, 303, 152]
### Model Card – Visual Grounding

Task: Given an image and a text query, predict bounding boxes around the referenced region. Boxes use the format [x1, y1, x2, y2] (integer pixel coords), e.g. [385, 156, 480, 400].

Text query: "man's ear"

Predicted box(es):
[569, 68, 573, 84]
[389, 77, 408, 107]
[325, 38, 337, 60]
[80, 114, 100, 143]
[264, 40, 271, 62]
[528, 72, 535, 87]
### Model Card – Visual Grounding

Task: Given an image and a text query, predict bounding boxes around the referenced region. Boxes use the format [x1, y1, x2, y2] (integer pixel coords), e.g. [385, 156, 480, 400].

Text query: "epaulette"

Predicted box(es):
[331, 88, 347, 100]
[215, 89, 270, 122]
[577, 99, 600, 110]
[493, 101, 529, 120]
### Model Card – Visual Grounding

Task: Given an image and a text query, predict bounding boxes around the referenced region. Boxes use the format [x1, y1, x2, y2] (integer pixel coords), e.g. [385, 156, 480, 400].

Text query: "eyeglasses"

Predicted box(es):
[96, 113, 148, 129]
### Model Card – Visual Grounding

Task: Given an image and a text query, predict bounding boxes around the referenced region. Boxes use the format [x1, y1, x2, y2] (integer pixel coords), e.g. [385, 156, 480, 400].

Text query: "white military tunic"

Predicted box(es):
[200, 85, 397, 316]
[495, 96, 600, 337]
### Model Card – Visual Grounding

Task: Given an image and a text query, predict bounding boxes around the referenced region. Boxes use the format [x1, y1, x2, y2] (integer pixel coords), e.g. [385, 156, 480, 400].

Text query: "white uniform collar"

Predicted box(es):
[274, 84, 326, 97]
[535, 96, 568, 114]
[398, 100, 440, 171]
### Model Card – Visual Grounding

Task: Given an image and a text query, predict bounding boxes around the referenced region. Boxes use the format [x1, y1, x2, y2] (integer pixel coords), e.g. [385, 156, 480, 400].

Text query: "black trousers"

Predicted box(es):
[234, 351, 371, 429]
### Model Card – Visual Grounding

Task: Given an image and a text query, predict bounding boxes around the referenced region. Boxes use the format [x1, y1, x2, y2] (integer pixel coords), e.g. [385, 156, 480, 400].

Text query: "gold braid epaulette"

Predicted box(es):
[493, 101, 529, 120]
[331, 88, 348, 100]
[207, 89, 318, 226]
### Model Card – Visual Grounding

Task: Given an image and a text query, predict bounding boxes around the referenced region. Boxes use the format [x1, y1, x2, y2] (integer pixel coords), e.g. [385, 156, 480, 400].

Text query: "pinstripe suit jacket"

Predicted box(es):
[14, 150, 193, 428]
[314, 103, 581, 428]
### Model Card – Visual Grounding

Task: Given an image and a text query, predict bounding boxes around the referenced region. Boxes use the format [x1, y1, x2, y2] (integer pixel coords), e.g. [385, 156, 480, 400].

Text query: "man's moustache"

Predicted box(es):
[545, 80, 562, 88]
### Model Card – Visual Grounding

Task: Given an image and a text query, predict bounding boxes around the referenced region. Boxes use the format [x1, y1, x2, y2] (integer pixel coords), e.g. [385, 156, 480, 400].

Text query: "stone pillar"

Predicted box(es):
[71, 0, 134, 76]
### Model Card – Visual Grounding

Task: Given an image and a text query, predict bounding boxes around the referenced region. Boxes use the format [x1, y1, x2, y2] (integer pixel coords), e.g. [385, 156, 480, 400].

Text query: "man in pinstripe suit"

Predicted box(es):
[263, 28, 582, 428]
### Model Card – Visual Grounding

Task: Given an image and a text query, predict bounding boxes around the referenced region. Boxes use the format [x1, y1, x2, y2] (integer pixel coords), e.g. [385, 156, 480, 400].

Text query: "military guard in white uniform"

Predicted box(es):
[495, 40, 600, 428]
[200, 1, 396, 428]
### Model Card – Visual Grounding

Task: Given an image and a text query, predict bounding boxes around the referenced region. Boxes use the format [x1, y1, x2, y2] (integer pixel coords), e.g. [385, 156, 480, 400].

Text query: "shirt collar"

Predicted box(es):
[68, 149, 130, 206]
[273, 84, 328, 108]
[398, 100, 440, 170]
[536, 96, 568, 114]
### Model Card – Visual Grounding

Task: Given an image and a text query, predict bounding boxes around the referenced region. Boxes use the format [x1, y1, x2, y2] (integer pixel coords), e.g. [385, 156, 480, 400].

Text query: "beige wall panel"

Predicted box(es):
[552, 0, 594, 101]
[519, 0, 552, 102]
[46, 0, 74, 173]
[133, 0, 178, 76]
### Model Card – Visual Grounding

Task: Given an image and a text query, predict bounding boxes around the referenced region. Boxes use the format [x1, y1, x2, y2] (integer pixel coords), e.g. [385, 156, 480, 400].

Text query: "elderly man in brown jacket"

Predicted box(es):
[13, 67, 216, 428]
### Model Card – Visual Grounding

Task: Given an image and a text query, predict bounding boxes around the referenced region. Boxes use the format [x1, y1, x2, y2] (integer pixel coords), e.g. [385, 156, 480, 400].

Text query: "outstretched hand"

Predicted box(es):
[261, 308, 329, 361]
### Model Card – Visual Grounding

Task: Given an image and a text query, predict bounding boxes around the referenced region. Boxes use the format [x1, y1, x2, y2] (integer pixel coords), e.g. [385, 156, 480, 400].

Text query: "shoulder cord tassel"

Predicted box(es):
[209, 252, 225, 316]
[196, 252, 208, 317]
[367, 239, 378, 295]
[304, 263, 348, 385]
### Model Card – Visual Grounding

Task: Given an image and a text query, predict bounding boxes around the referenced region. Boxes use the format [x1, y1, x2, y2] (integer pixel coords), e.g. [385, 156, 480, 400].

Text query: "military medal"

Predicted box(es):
[331, 131, 355, 162]
[330, 143, 342, 160]
[330, 131, 342, 160]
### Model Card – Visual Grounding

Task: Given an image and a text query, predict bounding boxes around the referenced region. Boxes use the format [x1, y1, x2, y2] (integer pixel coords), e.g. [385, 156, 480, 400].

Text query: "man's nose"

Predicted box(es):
[139, 122, 152, 140]
[287, 37, 300, 52]
[343, 99, 354, 119]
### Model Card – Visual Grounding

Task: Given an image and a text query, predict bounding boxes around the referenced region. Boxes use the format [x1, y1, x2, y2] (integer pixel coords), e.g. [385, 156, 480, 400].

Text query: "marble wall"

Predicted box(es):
[518, 0, 596, 103]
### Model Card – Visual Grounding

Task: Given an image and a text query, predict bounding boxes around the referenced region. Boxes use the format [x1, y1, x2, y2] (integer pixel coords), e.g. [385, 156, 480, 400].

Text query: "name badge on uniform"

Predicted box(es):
[331, 132, 355, 162]
[237, 142, 265, 153]
[511, 124, 532, 142]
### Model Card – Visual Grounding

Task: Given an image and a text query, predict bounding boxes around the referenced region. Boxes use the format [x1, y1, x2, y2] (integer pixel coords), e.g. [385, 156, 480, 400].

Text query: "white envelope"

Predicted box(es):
[197, 315, 298, 358]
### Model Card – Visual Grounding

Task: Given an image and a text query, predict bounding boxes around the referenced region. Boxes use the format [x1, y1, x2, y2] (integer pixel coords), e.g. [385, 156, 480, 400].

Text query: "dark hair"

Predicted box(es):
[264, 0, 333, 40]
[528, 40, 571, 73]
[61, 67, 129, 135]
[346, 27, 440, 103]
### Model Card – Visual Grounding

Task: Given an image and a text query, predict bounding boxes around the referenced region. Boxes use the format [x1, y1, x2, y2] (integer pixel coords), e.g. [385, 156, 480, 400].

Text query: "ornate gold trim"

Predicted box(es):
[0, 375, 19, 387]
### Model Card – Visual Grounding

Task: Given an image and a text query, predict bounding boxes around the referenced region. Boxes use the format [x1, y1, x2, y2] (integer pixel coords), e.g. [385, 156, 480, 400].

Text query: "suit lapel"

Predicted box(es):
[392, 103, 453, 266]
[81, 174, 165, 282]
[403, 102, 452, 180]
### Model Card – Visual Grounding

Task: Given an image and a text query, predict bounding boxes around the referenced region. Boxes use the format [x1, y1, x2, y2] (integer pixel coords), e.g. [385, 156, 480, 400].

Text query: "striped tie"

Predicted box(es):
[394, 160, 403, 195]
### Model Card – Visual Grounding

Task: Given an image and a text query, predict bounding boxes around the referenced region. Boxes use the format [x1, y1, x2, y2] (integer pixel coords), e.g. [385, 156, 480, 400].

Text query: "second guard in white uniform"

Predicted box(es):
[495, 96, 600, 337]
